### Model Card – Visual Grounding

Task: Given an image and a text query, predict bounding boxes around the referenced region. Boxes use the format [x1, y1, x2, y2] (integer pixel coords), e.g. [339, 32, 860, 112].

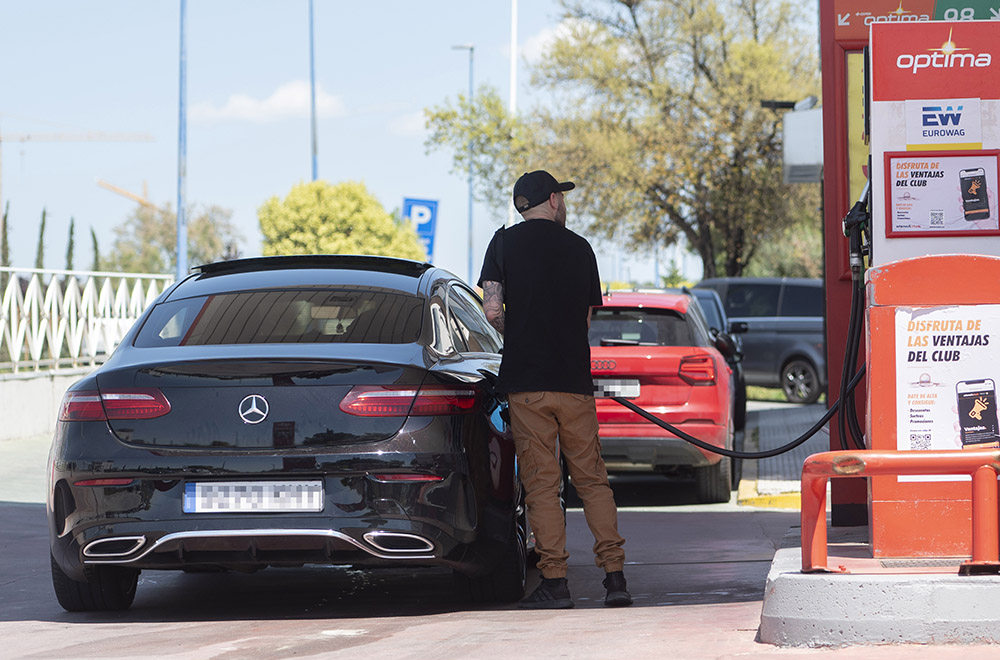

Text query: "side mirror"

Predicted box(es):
[728, 321, 749, 334]
[714, 332, 741, 361]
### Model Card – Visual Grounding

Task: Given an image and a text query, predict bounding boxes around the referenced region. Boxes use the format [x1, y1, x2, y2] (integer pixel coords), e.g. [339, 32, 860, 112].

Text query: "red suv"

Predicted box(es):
[589, 292, 735, 503]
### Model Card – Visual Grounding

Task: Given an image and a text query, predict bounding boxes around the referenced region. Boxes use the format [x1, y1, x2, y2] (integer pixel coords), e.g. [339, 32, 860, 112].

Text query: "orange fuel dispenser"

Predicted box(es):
[860, 20, 1000, 558]
[867, 255, 1000, 557]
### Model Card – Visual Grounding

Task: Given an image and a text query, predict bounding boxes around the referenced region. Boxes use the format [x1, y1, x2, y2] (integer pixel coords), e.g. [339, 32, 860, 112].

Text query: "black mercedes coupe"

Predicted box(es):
[47, 255, 526, 611]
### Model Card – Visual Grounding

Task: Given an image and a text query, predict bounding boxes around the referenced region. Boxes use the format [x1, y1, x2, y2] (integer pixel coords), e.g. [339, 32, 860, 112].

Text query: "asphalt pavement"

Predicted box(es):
[5, 404, 1000, 657]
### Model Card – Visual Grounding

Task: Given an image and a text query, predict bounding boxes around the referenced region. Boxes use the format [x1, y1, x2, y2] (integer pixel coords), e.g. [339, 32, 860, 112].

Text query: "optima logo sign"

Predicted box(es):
[896, 28, 992, 74]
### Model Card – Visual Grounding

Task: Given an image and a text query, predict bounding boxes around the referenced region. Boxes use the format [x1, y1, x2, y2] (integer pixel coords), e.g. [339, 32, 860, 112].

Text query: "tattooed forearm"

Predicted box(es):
[482, 280, 505, 334]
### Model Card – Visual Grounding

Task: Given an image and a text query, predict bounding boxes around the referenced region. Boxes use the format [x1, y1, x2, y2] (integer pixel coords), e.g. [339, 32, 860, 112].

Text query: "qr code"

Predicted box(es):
[929, 210, 944, 227]
[909, 433, 931, 450]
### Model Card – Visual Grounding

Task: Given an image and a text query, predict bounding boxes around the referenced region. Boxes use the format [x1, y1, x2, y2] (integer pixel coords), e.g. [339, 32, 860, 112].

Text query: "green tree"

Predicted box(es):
[258, 180, 427, 260]
[425, 88, 536, 222]
[744, 183, 822, 278]
[35, 208, 46, 269]
[65, 217, 75, 271]
[426, 0, 819, 278]
[105, 204, 243, 274]
[90, 227, 101, 272]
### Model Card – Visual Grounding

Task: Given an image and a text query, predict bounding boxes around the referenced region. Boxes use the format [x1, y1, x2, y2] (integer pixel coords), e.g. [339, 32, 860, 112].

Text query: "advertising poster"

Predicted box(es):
[885, 151, 1000, 236]
[896, 305, 1000, 480]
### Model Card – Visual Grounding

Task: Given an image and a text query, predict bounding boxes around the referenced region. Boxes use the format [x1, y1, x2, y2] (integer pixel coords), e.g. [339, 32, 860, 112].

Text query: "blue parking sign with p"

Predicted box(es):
[403, 198, 438, 261]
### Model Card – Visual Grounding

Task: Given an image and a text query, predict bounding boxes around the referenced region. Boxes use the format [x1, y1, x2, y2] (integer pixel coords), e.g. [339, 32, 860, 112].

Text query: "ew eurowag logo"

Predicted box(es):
[922, 106, 962, 127]
[904, 98, 981, 146]
[921, 105, 965, 138]
[896, 27, 992, 74]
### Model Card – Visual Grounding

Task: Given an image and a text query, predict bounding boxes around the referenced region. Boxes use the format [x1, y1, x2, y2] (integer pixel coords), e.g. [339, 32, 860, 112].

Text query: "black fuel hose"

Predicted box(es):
[839, 279, 868, 451]
[611, 364, 866, 460]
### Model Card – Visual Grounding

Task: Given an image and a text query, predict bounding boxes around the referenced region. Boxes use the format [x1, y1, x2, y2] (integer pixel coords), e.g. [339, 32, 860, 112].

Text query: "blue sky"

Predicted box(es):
[0, 0, 693, 284]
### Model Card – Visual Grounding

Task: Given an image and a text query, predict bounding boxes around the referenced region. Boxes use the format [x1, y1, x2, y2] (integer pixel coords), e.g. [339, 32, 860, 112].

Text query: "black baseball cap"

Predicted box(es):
[512, 170, 575, 213]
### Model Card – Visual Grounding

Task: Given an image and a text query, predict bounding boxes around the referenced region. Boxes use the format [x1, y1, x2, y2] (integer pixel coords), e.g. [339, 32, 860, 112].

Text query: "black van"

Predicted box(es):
[695, 277, 826, 403]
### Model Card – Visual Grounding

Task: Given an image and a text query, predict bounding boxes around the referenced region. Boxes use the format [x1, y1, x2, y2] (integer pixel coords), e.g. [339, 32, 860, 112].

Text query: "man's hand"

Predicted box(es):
[482, 280, 505, 334]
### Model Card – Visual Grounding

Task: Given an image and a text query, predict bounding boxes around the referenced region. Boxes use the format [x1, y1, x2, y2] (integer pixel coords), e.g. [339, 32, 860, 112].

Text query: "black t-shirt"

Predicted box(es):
[478, 218, 603, 395]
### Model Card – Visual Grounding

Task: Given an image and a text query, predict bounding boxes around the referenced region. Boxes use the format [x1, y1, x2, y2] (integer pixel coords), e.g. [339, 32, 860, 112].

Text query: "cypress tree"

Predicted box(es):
[34, 208, 46, 270]
[65, 218, 76, 271]
[0, 202, 9, 268]
[90, 227, 101, 272]
[0, 202, 8, 294]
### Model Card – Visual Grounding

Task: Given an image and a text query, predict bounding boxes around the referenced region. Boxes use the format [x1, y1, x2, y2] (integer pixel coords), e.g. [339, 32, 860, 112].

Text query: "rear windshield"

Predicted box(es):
[589, 308, 698, 347]
[135, 287, 423, 347]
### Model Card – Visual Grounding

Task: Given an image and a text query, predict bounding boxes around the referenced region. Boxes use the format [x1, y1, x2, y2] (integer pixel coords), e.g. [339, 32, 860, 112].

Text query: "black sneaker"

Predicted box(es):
[518, 577, 574, 609]
[603, 570, 633, 607]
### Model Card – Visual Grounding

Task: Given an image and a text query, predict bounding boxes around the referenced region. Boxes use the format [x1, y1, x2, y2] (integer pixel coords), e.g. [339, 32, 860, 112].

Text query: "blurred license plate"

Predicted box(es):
[183, 481, 324, 513]
[594, 379, 640, 398]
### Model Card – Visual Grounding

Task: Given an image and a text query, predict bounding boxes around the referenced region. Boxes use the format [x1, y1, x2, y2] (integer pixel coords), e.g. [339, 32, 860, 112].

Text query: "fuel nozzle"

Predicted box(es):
[843, 181, 871, 281]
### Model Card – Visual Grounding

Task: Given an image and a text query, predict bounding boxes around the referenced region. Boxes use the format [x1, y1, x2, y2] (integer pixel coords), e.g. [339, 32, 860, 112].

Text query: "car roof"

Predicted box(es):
[697, 277, 821, 286]
[168, 255, 438, 300]
[601, 291, 690, 313]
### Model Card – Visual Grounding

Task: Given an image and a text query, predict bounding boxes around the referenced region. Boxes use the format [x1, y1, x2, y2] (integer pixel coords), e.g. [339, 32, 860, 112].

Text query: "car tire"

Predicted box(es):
[456, 493, 528, 603]
[695, 455, 732, 504]
[51, 553, 139, 612]
[781, 359, 821, 404]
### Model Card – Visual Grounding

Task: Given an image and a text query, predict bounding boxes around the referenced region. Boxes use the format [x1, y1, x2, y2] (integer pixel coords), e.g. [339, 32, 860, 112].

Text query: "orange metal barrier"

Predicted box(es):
[801, 450, 1000, 575]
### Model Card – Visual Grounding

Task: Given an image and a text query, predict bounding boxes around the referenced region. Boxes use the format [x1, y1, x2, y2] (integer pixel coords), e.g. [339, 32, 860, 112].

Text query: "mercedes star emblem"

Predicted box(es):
[238, 394, 269, 424]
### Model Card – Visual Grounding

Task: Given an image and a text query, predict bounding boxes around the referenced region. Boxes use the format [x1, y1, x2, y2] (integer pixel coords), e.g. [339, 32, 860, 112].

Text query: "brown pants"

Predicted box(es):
[507, 391, 626, 579]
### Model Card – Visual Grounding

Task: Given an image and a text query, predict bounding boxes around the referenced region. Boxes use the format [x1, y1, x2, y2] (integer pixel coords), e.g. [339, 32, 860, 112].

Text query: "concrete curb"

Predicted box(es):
[760, 526, 1000, 647]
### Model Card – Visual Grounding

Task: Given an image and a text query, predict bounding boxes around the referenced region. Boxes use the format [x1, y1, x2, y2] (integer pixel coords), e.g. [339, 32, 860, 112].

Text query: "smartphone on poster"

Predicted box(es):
[960, 168, 990, 221]
[957, 378, 1000, 448]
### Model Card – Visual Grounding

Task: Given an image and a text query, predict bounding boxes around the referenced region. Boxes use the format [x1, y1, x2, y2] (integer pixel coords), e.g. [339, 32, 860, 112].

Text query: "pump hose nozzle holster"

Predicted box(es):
[843, 200, 869, 279]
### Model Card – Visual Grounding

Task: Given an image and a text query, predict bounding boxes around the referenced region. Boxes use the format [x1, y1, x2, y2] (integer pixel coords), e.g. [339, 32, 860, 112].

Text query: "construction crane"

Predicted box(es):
[0, 131, 154, 213]
[96, 179, 155, 209]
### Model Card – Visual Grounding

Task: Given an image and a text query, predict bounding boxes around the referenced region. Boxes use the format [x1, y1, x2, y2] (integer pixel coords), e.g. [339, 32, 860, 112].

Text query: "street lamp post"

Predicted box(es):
[309, 0, 318, 181]
[452, 44, 474, 284]
[176, 0, 188, 281]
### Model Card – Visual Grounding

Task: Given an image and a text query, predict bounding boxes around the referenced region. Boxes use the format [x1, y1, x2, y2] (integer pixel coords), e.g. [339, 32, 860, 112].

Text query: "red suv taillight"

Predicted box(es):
[59, 389, 172, 421]
[679, 355, 716, 385]
[339, 384, 479, 416]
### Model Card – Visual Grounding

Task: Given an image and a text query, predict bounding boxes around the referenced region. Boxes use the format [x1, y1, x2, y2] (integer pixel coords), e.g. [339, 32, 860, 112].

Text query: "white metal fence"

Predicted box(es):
[0, 267, 174, 373]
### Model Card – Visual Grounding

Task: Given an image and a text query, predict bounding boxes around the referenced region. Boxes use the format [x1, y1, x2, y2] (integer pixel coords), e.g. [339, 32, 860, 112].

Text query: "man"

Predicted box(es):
[478, 170, 631, 609]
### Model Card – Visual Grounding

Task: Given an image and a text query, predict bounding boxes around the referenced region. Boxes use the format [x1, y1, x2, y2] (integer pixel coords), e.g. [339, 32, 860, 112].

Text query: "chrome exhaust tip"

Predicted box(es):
[83, 535, 147, 558]
[363, 531, 434, 553]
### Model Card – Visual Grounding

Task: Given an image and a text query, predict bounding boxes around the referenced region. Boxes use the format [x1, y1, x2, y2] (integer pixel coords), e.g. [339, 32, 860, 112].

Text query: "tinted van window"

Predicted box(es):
[725, 283, 780, 317]
[136, 287, 423, 346]
[780, 284, 823, 317]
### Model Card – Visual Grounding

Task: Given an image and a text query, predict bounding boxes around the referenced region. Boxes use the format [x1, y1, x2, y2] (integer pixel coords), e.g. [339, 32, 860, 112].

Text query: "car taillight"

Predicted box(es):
[58, 389, 171, 421]
[340, 384, 478, 416]
[58, 392, 106, 421]
[679, 355, 716, 385]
